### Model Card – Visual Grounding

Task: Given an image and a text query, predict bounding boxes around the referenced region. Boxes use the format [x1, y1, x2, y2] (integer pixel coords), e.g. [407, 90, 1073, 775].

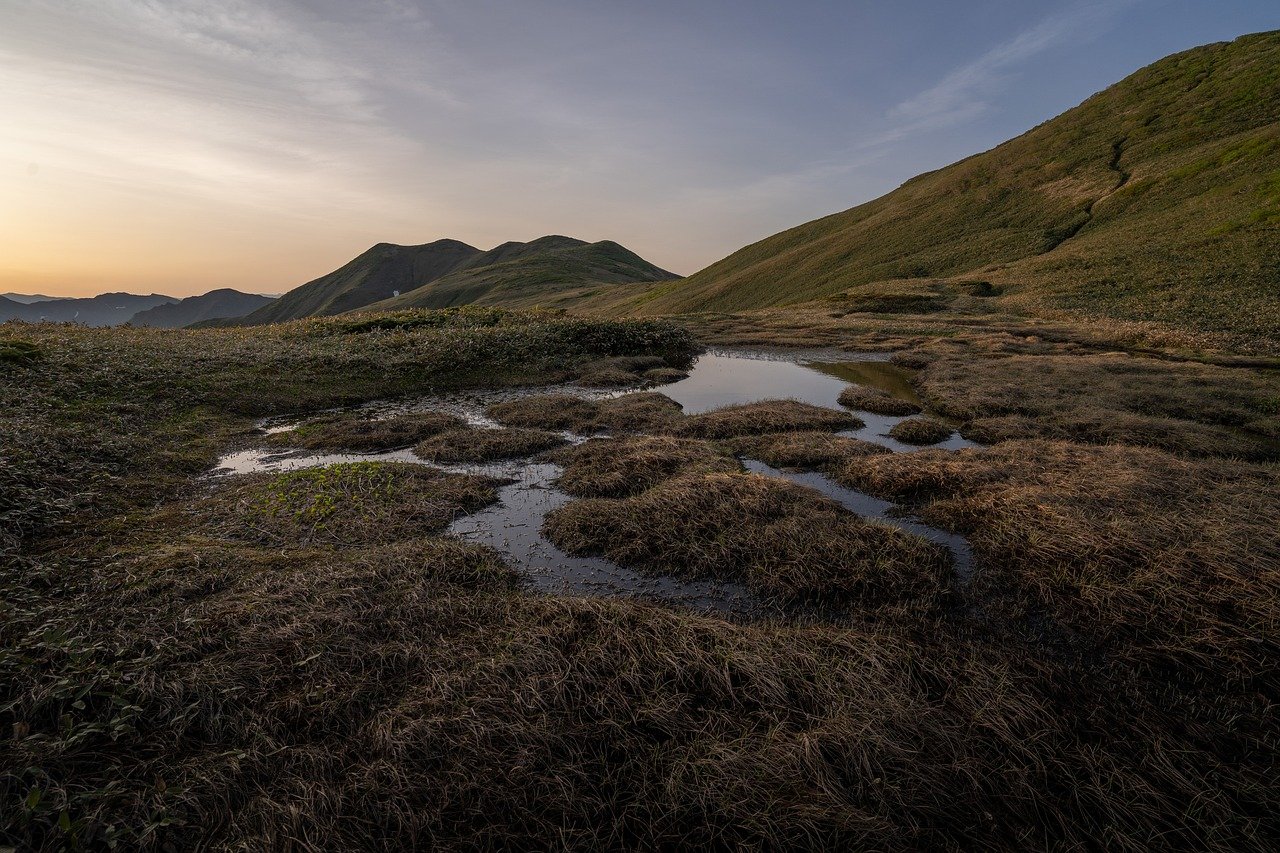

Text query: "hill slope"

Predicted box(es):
[233, 239, 482, 325]
[628, 31, 1280, 341]
[0, 293, 177, 326]
[359, 237, 678, 313]
[128, 288, 274, 328]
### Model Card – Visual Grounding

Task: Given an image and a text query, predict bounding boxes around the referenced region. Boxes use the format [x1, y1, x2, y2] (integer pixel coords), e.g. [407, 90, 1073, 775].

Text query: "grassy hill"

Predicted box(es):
[624, 31, 1280, 342]
[232, 239, 481, 325]
[357, 236, 678, 313]
[129, 288, 274, 328]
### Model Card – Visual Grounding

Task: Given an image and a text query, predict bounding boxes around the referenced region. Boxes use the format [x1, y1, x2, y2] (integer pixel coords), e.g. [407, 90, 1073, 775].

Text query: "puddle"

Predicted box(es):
[447, 461, 760, 615]
[659, 351, 980, 453]
[741, 459, 973, 583]
[209, 349, 981, 616]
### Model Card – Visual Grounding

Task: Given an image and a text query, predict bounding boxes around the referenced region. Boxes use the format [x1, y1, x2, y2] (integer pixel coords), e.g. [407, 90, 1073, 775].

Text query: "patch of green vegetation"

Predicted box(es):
[617, 32, 1280, 346]
[0, 339, 42, 364]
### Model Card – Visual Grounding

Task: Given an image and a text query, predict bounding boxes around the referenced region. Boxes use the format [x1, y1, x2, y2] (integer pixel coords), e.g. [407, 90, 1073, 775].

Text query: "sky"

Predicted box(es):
[2, 1, 1277, 297]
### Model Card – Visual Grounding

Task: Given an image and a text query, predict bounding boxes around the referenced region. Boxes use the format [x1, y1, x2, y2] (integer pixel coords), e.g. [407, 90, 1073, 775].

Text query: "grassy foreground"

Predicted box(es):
[2, 307, 1278, 850]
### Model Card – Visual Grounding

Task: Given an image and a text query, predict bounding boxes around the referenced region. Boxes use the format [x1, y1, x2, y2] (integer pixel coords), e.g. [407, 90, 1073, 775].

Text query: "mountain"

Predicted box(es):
[228, 236, 678, 325]
[0, 292, 177, 326]
[230, 239, 482, 325]
[127, 288, 275, 328]
[1, 293, 58, 304]
[624, 31, 1280, 342]
[357, 236, 679, 313]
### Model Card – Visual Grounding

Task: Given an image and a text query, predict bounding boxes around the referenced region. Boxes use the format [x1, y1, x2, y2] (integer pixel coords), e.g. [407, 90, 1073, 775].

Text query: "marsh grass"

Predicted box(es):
[206, 462, 501, 547]
[544, 471, 950, 607]
[919, 352, 1280, 458]
[725, 431, 890, 470]
[833, 439, 1280, 683]
[548, 435, 739, 498]
[485, 391, 685, 434]
[267, 410, 467, 452]
[675, 400, 861, 439]
[838, 384, 922, 415]
[888, 418, 954, 445]
[413, 427, 568, 463]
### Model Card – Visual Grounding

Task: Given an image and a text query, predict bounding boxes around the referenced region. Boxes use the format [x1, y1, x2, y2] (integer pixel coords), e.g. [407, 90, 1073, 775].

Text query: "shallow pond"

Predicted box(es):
[211, 349, 980, 615]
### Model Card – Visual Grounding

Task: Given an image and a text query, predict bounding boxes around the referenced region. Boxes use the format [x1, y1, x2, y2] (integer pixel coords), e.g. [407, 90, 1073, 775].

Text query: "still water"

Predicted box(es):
[211, 349, 980, 614]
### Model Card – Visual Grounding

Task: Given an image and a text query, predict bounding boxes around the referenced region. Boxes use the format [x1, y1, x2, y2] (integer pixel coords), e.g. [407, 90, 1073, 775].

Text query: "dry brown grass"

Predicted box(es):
[832, 439, 1280, 682]
[548, 435, 739, 497]
[838, 385, 922, 415]
[918, 353, 1280, 459]
[266, 410, 467, 452]
[675, 400, 861, 439]
[486, 392, 685, 434]
[413, 427, 568, 463]
[543, 471, 950, 607]
[726, 431, 890, 469]
[888, 417, 954, 445]
[485, 393, 600, 430]
[641, 366, 688, 384]
[198, 462, 500, 547]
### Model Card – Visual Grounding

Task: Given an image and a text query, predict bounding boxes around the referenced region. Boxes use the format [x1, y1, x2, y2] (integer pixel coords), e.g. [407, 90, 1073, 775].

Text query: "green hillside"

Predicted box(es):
[358, 237, 678, 313]
[627, 31, 1280, 341]
[233, 239, 481, 325]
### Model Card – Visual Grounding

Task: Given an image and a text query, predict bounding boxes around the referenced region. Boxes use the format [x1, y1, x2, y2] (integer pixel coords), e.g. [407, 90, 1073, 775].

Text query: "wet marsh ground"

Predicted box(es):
[2, 306, 1278, 850]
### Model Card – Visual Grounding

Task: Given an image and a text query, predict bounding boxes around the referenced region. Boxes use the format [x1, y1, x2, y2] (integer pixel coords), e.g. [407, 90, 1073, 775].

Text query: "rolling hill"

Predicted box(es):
[623, 31, 1280, 342]
[357, 236, 678, 313]
[128, 288, 274, 328]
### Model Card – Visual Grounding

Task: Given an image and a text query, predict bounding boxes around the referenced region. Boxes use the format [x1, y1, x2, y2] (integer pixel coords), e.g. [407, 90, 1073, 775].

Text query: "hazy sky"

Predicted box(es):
[3, 1, 1276, 297]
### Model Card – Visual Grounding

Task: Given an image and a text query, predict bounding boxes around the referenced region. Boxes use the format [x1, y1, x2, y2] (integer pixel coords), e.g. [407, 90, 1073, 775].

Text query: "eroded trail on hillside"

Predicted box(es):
[211, 349, 981, 617]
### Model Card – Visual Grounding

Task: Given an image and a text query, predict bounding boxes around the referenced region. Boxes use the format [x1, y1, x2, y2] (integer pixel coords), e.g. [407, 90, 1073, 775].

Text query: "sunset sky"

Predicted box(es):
[3, 0, 1276, 297]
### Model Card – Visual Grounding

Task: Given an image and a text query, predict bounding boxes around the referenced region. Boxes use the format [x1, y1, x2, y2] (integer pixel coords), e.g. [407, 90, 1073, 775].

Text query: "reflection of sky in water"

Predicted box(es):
[209, 350, 980, 615]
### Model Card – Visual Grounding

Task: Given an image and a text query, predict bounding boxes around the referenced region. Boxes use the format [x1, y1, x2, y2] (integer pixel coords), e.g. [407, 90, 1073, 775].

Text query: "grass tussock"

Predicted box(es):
[676, 400, 861, 439]
[838, 384, 921, 415]
[548, 435, 739, 498]
[888, 417, 954, 445]
[726, 431, 890, 470]
[202, 462, 500, 547]
[544, 471, 950, 607]
[833, 439, 1280, 681]
[267, 410, 466, 452]
[485, 391, 684, 434]
[414, 427, 568, 464]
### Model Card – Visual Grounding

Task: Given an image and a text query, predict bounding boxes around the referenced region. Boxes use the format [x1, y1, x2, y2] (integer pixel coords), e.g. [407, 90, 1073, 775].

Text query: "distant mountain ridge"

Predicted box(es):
[618, 30, 1280, 343]
[0, 292, 177, 326]
[227, 235, 677, 325]
[128, 289, 274, 328]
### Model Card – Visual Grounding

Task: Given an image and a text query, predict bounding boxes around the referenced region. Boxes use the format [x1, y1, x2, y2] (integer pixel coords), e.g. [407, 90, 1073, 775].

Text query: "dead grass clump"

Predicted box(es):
[544, 471, 950, 606]
[486, 393, 600, 430]
[726, 431, 890, 470]
[593, 392, 685, 432]
[888, 417, 954, 445]
[549, 435, 739, 498]
[832, 440, 1280, 682]
[414, 427, 567, 463]
[642, 366, 688, 384]
[201, 462, 500, 547]
[576, 367, 643, 388]
[484, 392, 684, 434]
[838, 385, 921, 416]
[676, 400, 860, 439]
[268, 410, 466, 452]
